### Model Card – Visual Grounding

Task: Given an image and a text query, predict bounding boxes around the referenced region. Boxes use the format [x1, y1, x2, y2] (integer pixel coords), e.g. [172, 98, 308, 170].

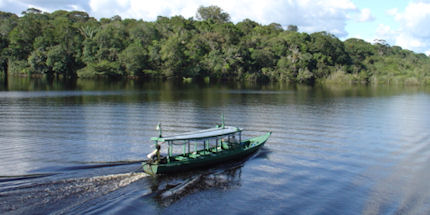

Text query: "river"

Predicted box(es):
[1, 78, 430, 214]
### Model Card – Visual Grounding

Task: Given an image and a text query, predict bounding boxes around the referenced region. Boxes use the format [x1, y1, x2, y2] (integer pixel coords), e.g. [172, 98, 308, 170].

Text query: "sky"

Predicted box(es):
[1, 0, 430, 55]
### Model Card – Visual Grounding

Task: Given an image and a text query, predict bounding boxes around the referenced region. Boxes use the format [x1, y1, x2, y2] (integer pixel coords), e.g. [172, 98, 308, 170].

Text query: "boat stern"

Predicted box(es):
[142, 162, 158, 176]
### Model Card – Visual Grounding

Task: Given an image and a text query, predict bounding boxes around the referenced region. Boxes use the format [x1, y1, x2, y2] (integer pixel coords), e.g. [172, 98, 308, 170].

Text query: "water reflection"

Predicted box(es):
[1, 77, 430, 214]
[149, 165, 243, 207]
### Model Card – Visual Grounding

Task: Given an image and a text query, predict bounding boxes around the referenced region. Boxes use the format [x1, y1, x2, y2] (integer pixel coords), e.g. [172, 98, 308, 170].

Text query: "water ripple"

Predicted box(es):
[1, 85, 430, 214]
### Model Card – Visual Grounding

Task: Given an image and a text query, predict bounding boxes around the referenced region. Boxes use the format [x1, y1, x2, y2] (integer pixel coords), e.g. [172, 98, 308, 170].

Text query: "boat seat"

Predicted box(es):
[189, 154, 200, 158]
[175, 156, 187, 161]
[222, 143, 230, 150]
[211, 147, 221, 153]
[198, 151, 211, 155]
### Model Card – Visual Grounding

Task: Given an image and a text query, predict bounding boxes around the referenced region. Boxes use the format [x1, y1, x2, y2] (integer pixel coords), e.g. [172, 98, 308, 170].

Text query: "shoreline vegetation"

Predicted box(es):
[0, 6, 429, 85]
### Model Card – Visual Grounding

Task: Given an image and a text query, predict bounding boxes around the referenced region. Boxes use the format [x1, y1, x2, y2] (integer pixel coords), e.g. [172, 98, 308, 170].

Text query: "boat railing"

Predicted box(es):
[154, 131, 243, 163]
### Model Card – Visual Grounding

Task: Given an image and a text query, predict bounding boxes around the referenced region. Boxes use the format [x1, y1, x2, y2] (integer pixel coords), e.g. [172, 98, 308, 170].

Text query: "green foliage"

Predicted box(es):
[8, 59, 28, 75]
[119, 42, 148, 76]
[309, 32, 349, 66]
[28, 48, 49, 74]
[297, 68, 314, 84]
[8, 12, 43, 60]
[77, 60, 122, 78]
[46, 45, 73, 77]
[0, 7, 429, 84]
[287, 25, 298, 32]
[0, 34, 9, 73]
[0, 12, 18, 36]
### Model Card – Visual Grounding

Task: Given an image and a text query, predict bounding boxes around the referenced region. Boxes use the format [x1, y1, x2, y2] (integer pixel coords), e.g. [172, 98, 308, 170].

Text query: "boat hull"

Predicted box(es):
[142, 132, 271, 175]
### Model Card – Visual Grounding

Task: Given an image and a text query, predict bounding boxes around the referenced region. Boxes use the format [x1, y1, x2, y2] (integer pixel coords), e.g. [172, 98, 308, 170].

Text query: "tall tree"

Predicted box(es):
[196, 5, 230, 23]
[287, 25, 298, 32]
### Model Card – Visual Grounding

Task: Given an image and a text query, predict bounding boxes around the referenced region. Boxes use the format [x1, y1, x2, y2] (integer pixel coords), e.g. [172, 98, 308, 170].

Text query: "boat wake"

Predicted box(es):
[0, 173, 58, 183]
[0, 172, 148, 214]
[151, 165, 243, 207]
[58, 159, 146, 171]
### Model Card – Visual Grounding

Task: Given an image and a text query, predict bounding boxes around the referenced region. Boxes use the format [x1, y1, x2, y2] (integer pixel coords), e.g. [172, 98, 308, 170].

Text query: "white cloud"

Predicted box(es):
[86, 0, 358, 37]
[1, 0, 362, 38]
[0, 0, 28, 14]
[357, 8, 374, 22]
[400, 2, 430, 39]
[396, 34, 426, 50]
[0, 0, 90, 14]
[386, 8, 399, 17]
[375, 24, 396, 41]
[382, 1, 430, 53]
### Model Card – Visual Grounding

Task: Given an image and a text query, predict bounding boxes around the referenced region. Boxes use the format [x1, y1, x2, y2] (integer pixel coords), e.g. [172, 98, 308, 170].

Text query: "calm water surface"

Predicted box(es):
[1, 78, 430, 214]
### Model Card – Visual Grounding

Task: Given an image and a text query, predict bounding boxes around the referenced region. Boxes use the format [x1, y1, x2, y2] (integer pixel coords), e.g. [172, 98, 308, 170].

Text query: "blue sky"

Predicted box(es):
[1, 0, 430, 55]
[347, 0, 405, 40]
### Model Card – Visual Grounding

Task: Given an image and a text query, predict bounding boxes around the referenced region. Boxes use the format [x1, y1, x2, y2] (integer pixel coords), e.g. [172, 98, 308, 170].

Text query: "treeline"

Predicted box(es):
[0, 6, 429, 84]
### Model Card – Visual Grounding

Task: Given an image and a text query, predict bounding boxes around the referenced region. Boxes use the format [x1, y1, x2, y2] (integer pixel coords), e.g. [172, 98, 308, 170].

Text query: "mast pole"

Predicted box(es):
[157, 122, 162, 138]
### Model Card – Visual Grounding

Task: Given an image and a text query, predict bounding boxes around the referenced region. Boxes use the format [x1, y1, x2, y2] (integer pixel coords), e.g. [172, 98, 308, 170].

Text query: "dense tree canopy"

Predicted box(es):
[0, 6, 429, 84]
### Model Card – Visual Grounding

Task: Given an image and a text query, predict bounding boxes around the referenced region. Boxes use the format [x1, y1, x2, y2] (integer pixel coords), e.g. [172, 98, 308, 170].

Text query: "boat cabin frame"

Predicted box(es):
[150, 125, 242, 163]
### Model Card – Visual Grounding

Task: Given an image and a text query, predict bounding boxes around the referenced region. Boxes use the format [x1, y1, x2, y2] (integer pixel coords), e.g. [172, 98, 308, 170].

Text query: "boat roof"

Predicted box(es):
[152, 126, 242, 142]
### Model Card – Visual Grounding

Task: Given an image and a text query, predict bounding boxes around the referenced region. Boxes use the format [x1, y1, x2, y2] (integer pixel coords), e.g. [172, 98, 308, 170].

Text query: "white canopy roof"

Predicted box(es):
[156, 126, 241, 141]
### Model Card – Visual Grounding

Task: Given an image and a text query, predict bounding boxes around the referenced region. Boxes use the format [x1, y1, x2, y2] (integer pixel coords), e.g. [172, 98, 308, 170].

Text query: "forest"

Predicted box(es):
[1, 6, 430, 85]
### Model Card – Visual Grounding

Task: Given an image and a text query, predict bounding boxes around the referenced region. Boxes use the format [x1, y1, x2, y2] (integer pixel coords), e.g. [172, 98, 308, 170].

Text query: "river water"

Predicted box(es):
[1, 78, 430, 214]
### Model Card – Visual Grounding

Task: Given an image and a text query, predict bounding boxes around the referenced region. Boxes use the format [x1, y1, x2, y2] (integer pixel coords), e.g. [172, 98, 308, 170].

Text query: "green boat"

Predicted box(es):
[142, 121, 271, 176]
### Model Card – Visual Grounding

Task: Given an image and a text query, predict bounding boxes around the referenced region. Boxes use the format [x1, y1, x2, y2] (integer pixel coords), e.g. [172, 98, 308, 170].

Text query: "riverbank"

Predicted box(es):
[1, 8, 430, 85]
[2, 76, 430, 93]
